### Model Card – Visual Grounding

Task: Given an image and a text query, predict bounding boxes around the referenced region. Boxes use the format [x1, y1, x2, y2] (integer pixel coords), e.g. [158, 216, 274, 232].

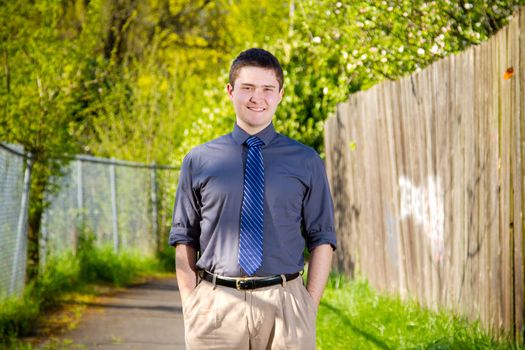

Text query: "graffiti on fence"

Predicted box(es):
[399, 176, 444, 262]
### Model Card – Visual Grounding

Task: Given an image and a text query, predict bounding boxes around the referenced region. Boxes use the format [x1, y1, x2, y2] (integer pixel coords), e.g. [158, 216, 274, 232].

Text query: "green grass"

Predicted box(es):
[3, 251, 521, 349]
[0, 233, 168, 345]
[317, 274, 522, 350]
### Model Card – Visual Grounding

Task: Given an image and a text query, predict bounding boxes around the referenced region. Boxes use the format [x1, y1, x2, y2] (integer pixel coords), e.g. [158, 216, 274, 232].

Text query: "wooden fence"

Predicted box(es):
[324, 7, 524, 341]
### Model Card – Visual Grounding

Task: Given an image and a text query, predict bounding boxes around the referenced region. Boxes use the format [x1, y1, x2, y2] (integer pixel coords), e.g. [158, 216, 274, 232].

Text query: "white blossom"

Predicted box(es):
[417, 48, 425, 55]
[312, 36, 321, 44]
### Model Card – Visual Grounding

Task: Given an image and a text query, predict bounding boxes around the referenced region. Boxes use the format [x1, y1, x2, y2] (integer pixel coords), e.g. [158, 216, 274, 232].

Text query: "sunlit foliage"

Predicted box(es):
[0, 0, 523, 275]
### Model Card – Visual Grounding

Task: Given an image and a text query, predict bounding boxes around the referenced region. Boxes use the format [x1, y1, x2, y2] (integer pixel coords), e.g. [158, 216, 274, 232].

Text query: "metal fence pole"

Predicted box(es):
[76, 159, 83, 234]
[110, 159, 119, 251]
[40, 208, 48, 268]
[9, 153, 33, 296]
[150, 162, 159, 252]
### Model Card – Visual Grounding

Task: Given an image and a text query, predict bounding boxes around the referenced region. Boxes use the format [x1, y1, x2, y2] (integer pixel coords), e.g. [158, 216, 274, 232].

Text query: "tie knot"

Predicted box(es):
[246, 136, 264, 148]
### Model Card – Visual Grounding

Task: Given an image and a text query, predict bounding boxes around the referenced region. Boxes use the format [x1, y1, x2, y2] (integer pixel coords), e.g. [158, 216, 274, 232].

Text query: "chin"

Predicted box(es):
[244, 115, 269, 125]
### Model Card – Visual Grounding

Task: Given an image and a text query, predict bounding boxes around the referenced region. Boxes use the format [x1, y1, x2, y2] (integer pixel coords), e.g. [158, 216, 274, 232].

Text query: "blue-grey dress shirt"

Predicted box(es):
[169, 122, 337, 277]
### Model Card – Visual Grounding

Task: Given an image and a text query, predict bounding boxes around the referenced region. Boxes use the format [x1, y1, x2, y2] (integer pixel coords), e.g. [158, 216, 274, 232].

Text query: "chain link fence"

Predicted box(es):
[0, 144, 31, 297]
[0, 142, 179, 297]
[41, 156, 179, 260]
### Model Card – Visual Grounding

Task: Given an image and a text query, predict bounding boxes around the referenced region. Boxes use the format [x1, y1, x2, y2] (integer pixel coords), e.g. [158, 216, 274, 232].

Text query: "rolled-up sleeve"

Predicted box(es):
[302, 153, 337, 252]
[168, 151, 201, 250]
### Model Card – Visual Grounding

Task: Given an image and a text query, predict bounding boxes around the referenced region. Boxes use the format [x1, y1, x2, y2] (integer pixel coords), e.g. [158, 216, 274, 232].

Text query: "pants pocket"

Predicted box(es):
[182, 281, 203, 315]
[298, 282, 318, 317]
[183, 281, 220, 349]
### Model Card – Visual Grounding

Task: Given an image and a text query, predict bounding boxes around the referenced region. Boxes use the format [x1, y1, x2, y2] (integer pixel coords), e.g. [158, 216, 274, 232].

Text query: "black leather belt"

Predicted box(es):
[201, 271, 300, 290]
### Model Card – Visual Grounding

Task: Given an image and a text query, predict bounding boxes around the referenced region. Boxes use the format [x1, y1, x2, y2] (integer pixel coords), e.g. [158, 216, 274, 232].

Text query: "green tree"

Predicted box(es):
[0, 0, 96, 279]
[270, 0, 525, 154]
[87, 0, 290, 164]
[0, 0, 290, 278]
[171, 1, 525, 158]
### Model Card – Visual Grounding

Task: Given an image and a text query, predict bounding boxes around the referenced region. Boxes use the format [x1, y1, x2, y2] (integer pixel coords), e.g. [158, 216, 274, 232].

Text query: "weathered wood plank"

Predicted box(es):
[413, 70, 431, 308]
[432, 57, 449, 307]
[375, 84, 398, 293]
[461, 48, 478, 320]
[515, 7, 525, 343]
[498, 23, 513, 334]
[487, 30, 503, 334]
[507, 9, 522, 341]
[346, 96, 362, 276]
[388, 80, 410, 298]
[473, 36, 490, 333]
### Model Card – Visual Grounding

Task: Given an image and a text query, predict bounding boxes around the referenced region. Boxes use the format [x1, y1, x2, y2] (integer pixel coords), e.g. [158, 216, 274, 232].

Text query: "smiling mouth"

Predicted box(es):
[247, 106, 266, 112]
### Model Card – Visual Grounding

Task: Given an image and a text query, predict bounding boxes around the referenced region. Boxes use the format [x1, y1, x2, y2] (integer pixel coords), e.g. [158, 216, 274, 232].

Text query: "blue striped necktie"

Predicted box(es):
[239, 136, 265, 276]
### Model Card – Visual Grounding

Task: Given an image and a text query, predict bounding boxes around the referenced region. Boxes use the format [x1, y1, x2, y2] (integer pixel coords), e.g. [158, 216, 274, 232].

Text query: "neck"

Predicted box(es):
[236, 120, 272, 135]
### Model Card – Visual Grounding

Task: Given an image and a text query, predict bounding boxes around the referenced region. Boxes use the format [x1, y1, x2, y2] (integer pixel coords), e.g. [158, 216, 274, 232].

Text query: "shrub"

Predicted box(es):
[0, 233, 163, 344]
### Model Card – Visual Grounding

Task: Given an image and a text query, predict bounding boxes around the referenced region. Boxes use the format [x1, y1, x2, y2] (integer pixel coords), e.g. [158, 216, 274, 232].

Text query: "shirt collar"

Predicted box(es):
[232, 122, 277, 146]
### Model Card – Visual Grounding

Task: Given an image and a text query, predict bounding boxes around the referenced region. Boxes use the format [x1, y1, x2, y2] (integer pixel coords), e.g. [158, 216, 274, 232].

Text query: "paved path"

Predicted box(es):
[49, 277, 186, 349]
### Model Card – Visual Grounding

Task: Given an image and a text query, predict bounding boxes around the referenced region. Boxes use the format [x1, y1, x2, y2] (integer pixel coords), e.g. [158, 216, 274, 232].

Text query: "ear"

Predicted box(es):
[277, 86, 284, 103]
[226, 83, 234, 100]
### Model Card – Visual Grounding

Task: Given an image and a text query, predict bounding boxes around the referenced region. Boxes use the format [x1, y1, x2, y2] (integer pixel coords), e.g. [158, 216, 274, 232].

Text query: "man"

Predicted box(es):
[169, 48, 336, 350]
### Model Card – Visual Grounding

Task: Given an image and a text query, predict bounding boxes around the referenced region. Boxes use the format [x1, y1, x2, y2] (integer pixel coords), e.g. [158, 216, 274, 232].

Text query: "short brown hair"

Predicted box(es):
[229, 48, 284, 90]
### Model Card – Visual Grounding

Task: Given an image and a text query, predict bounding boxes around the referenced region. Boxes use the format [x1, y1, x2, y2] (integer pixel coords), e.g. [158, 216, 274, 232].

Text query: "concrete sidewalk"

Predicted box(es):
[45, 277, 186, 349]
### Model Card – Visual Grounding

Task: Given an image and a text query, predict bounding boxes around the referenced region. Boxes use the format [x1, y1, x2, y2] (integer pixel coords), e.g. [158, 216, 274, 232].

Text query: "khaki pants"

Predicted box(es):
[182, 276, 317, 349]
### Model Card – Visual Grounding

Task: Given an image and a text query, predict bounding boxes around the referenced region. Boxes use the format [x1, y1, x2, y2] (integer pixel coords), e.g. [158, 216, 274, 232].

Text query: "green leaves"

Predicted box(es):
[261, 0, 524, 154]
[2, 0, 523, 159]
[1, 0, 523, 278]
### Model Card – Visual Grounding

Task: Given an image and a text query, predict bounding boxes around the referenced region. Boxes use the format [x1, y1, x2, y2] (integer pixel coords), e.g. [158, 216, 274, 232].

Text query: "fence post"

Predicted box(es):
[10, 153, 33, 296]
[110, 159, 119, 251]
[76, 159, 84, 235]
[40, 208, 48, 269]
[151, 162, 159, 252]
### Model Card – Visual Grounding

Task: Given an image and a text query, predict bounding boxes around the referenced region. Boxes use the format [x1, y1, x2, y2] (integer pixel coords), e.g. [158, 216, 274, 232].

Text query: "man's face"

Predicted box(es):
[227, 66, 283, 135]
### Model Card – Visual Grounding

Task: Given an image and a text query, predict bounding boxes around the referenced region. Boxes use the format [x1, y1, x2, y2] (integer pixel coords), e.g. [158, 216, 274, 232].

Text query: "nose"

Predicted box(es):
[249, 88, 264, 102]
